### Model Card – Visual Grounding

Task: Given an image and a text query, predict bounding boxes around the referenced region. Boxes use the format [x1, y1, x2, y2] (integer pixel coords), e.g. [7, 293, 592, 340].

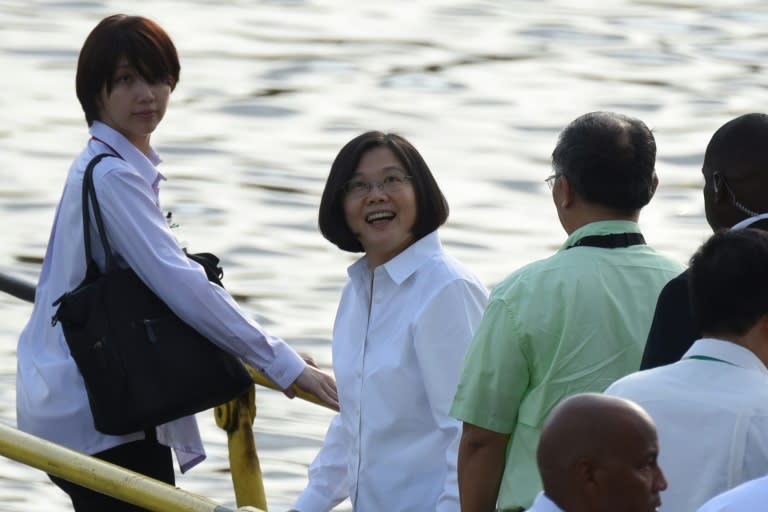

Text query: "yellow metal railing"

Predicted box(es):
[0, 421, 263, 512]
[215, 367, 336, 509]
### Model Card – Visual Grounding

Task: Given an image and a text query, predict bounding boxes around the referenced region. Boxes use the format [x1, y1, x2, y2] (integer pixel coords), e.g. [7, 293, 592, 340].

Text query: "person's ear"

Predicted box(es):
[558, 175, 575, 209]
[712, 172, 724, 199]
[577, 458, 603, 505]
[755, 314, 768, 339]
[746, 314, 768, 368]
[650, 172, 659, 198]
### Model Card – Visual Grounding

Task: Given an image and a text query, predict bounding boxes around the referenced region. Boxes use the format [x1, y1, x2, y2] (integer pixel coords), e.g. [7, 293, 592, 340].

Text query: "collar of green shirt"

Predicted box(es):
[559, 220, 642, 252]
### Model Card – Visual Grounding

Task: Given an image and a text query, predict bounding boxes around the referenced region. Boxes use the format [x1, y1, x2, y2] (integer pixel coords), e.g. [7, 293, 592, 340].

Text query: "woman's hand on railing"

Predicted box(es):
[287, 365, 338, 411]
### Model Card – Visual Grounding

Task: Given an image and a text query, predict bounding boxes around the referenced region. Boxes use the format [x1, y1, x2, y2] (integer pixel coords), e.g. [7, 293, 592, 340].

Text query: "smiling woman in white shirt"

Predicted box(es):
[290, 131, 489, 511]
[15, 14, 337, 512]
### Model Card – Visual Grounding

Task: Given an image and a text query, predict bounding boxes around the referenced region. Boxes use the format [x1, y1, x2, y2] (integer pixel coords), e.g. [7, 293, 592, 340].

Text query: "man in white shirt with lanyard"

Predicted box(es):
[606, 228, 768, 512]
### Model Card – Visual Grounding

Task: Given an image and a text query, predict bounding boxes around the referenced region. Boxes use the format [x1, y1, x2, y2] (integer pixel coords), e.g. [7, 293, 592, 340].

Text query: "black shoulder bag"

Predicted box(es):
[52, 153, 252, 435]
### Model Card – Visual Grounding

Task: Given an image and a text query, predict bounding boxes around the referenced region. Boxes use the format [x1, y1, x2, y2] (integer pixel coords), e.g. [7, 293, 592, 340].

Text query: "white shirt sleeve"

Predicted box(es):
[292, 413, 352, 511]
[413, 278, 488, 511]
[92, 161, 305, 388]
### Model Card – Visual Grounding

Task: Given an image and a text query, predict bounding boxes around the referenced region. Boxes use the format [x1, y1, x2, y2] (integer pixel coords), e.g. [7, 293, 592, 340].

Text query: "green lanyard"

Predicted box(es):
[686, 355, 737, 366]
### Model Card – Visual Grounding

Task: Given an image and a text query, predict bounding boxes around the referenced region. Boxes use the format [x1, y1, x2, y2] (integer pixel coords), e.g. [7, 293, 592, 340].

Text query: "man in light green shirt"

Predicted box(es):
[450, 111, 684, 512]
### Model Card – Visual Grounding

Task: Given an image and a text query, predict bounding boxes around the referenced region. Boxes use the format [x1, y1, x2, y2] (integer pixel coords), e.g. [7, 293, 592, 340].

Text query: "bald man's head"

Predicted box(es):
[537, 393, 667, 512]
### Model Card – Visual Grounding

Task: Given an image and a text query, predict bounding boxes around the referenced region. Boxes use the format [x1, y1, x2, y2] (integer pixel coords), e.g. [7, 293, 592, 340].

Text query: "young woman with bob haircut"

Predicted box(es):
[291, 131, 488, 511]
[15, 14, 337, 511]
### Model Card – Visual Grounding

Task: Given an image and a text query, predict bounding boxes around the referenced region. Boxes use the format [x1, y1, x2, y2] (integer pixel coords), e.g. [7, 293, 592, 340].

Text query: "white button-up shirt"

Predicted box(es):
[293, 231, 488, 511]
[525, 492, 565, 512]
[16, 122, 305, 472]
[696, 474, 768, 512]
[606, 338, 768, 512]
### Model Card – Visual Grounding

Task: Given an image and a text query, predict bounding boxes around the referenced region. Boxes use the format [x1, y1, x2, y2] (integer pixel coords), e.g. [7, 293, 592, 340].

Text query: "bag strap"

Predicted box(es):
[80, 153, 224, 285]
[82, 153, 119, 271]
[566, 232, 646, 250]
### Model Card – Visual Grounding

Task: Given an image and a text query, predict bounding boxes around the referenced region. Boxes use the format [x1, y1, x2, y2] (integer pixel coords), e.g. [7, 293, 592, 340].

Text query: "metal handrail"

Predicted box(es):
[0, 271, 35, 302]
[0, 421, 263, 511]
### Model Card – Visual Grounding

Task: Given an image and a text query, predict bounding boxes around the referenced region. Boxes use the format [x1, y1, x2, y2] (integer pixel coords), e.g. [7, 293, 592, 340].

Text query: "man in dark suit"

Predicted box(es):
[641, 113, 768, 369]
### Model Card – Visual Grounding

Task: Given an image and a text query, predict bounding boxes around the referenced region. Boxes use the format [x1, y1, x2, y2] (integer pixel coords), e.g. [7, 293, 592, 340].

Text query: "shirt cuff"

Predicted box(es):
[292, 485, 335, 512]
[260, 335, 305, 389]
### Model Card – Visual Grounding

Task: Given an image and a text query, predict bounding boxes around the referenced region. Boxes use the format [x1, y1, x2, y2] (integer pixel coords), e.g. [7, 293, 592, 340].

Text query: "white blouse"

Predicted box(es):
[293, 231, 488, 511]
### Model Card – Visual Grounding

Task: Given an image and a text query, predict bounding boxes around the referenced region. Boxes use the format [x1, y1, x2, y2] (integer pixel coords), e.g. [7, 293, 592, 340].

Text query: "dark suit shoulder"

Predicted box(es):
[639, 269, 698, 370]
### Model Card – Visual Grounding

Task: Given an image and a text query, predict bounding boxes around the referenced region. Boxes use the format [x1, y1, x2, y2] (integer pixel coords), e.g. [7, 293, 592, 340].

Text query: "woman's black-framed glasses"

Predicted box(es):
[343, 174, 413, 199]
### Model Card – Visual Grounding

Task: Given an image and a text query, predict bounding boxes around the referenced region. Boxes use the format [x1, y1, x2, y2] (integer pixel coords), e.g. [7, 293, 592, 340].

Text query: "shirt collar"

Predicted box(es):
[683, 338, 768, 375]
[89, 121, 166, 187]
[347, 230, 442, 285]
[530, 492, 565, 512]
[559, 220, 642, 252]
[731, 213, 768, 230]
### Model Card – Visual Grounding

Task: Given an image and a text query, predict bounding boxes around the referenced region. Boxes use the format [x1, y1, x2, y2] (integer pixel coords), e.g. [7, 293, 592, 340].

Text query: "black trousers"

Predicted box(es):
[49, 431, 175, 512]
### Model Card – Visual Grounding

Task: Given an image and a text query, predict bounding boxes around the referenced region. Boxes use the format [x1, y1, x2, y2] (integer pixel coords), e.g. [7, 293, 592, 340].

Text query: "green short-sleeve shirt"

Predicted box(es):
[450, 220, 684, 511]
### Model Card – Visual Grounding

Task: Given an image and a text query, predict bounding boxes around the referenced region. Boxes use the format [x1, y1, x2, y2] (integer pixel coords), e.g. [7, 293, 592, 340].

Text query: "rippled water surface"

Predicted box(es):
[1, 0, 766, 509]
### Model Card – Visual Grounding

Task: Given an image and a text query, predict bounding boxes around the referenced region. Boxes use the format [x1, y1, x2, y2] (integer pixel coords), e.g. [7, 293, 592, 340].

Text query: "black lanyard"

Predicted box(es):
[566, 232, 646, 250]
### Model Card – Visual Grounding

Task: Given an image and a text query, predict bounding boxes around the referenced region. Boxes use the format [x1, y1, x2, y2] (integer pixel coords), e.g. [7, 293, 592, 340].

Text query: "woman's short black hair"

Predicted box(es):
[76, 14, 180, 126]
[318, 131, 449, 253]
